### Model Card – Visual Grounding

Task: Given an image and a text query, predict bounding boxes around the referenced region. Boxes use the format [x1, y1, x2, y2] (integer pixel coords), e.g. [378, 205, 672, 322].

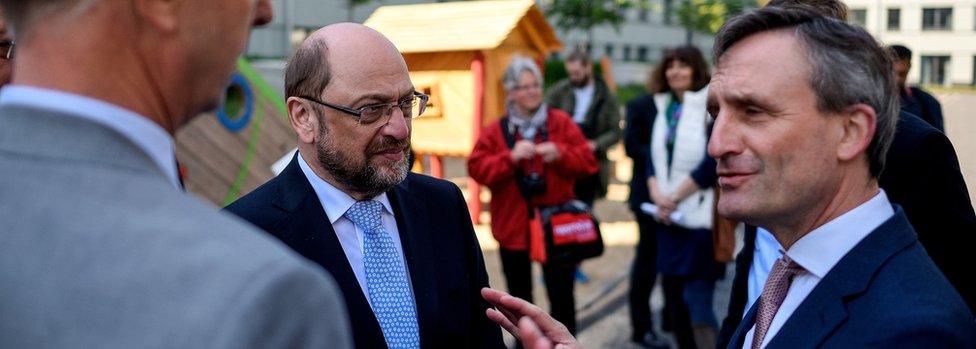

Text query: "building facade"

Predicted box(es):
[245, 0, 712, 87]
[844, 0, 976, 86]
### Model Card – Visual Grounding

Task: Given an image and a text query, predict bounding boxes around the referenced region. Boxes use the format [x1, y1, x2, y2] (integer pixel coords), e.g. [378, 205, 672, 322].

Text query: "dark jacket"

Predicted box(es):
[546, 77, 622, 198]
[225, 157, 505, 349]
[724, 208, 975, 349]
[901, 86, 944, 132]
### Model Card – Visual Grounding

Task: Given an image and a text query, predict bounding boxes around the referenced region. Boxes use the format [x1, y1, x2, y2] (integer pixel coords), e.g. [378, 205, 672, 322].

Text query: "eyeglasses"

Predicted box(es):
[512, 83, 541, 91]
[298, 91, 429, 126]
[0, 40, 14, 60]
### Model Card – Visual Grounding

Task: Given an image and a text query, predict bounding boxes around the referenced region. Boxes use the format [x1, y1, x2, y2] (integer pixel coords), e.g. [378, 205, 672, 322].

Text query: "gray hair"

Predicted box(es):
[503, 55, 543, 92]
[714, 6, 898, 178]
[0, 0, 98, 38]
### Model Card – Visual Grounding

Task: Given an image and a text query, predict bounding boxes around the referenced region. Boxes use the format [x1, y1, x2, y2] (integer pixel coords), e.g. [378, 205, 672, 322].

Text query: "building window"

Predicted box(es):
[922, 8, 953, 30]
[887, 8, 900, 31]
[637, 46, 649, 62]
[605, 44, 615, 60]
[972, 56, 975, 86]
[920, 55, 951, 85]
[638, 7, 649, 23]
[623, 45, 632, 61]
[850, 8, 867, 27]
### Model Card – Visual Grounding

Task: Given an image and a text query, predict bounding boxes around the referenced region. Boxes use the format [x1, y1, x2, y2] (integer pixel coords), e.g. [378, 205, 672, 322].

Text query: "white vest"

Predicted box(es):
[650, 88, 714, 229]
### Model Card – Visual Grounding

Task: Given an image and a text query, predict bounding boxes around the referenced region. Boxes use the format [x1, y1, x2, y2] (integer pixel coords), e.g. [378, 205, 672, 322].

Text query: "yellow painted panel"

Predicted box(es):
[409, 70, 476, 156]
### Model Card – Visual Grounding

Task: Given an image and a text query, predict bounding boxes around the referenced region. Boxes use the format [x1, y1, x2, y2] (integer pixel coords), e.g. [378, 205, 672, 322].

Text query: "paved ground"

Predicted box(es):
[436, 92, 975, 348]
[939, 93, 976, 205]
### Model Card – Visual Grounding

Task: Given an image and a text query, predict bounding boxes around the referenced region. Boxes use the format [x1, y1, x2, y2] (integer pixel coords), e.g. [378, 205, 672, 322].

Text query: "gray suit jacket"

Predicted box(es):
[0, 105, 352, 348]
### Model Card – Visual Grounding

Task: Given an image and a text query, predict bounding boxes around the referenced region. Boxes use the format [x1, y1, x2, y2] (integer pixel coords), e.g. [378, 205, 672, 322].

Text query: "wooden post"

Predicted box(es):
[429, 155, 444, 178]
[469, 51, 486, 225]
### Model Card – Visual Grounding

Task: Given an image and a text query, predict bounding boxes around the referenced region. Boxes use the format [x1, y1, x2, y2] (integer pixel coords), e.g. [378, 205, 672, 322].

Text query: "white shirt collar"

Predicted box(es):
[784, 190, 895, 278]
[296, 152, 393, 222]
[0, 85, 180, 189]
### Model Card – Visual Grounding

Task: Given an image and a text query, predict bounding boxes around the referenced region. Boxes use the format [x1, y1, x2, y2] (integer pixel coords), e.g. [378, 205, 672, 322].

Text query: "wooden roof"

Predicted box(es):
[364, 0, 562, 54]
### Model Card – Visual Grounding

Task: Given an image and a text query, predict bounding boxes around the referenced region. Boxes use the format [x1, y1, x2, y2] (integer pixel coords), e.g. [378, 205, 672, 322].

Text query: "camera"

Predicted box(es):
[518, 172, 547, 197]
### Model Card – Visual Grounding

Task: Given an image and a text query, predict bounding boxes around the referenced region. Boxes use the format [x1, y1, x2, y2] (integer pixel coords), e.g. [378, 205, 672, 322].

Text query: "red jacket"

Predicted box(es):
[468, 108, 598, 250]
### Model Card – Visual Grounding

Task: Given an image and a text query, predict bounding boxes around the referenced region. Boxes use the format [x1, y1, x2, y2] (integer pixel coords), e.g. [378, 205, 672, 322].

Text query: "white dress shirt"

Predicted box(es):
[297, 153, 415, 308]
[572, 82, 595, 124]
[746, 227, 783, 313]
[0, 85, 180, 189]
[742, 190, 895, 349]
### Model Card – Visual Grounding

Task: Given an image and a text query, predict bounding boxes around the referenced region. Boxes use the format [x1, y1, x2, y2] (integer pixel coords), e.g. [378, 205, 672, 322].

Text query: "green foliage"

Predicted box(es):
[543, 0, 634, 36]
[615, 83, 647, 107]
[677, 0, 755, 35]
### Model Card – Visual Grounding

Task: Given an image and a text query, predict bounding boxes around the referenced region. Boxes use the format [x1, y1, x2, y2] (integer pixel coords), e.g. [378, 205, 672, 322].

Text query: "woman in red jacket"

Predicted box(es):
[468, 55, 597, 335]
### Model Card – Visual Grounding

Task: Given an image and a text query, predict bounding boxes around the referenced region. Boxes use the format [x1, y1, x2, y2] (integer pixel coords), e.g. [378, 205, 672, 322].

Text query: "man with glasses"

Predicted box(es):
[226, 23, 504, 349]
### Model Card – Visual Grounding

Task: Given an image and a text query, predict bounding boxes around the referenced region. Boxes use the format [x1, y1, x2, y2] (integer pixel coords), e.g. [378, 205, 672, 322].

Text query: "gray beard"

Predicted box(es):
[316, 127, 410, 198]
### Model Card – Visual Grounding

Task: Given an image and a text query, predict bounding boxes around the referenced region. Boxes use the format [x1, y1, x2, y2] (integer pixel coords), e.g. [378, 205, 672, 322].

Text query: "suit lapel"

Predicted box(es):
[765, 208, 918, 348]
[727, 303, 758, 349]
[271, 156, 385, 348]
[388, 175, 440, 348]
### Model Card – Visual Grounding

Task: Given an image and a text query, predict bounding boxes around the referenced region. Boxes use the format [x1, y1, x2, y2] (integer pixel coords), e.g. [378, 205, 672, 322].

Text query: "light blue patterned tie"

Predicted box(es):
[346, 200, 420, 349]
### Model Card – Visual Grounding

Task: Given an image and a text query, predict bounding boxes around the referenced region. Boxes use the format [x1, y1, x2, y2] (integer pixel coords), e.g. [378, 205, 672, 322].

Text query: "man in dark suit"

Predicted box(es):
[708, 7, 975, 348]
[225, 23, 503, 349]
[890, 44, 945, 132]
[717, 3, 976, 345]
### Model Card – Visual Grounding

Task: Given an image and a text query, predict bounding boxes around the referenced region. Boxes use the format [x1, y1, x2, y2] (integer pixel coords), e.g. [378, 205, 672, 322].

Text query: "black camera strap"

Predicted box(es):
[499, 117, 549, 218]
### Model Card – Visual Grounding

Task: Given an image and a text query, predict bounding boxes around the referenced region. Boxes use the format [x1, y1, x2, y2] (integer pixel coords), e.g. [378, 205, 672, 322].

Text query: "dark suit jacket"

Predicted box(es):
[225, 156, 504, 349]
[718, 112, 976, 348]
[880, 112, 976, 311]
[724, 208, 975, 348]
[901, 87, 944, 132]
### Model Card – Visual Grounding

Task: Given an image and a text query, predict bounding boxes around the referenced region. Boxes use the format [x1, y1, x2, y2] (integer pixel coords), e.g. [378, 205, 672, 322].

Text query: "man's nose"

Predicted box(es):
[380, 107, 411, 141]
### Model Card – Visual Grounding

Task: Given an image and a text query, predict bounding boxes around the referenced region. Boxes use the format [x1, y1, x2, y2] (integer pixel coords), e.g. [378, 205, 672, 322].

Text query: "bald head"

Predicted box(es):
[285, 23, 406, 100]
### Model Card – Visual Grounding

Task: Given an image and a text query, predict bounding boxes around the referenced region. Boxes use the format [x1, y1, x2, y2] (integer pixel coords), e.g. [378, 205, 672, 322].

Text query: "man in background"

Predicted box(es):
[546, 48, 622, 208]
[890, 44, 945, 132]
[0, 1, 351, 348]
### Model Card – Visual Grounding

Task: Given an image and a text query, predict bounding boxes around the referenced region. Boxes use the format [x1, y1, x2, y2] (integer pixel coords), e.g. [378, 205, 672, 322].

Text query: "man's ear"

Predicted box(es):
[288, 97, 319, 144]
[132, 0, 179, 33]
[837, 104, 877, 163]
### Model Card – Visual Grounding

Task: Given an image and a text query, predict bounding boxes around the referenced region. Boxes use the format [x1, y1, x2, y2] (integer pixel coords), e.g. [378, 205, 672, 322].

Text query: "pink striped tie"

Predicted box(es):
[752, 256, 804, 349]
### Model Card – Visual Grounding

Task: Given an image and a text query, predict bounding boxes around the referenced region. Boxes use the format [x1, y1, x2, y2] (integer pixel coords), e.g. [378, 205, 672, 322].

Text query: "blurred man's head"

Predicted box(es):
[285, 23, 417, 199]
[765, 0, 848, 20]
[0, 0, 274, 133]
[0, 8, 13, 86]
[708, 6, 896, 242]
[564, 48, 593, 88]
[889, 44, 912, 90]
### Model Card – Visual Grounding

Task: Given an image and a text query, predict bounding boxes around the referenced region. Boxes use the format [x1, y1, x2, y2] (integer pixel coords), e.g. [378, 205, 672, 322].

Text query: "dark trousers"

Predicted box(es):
[499, 248, 578, 334]
[663, 273, 718, 349]
[628, 213, 659, 338]
[662, 275, 696, 349]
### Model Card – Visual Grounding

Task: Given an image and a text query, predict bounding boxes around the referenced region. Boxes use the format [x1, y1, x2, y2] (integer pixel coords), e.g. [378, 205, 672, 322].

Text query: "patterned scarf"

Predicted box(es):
[506, 103, 549, 140]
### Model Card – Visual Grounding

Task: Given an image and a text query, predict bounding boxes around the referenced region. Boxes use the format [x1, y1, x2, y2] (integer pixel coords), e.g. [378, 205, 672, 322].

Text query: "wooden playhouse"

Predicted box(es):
[365, 0, 562, 222]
